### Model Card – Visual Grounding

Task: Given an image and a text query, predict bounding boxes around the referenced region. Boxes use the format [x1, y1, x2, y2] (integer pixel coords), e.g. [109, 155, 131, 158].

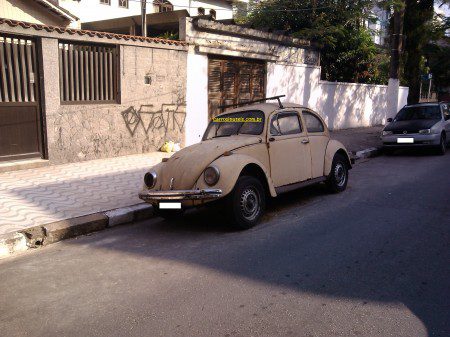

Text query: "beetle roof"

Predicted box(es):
[217, 102, 310, 119]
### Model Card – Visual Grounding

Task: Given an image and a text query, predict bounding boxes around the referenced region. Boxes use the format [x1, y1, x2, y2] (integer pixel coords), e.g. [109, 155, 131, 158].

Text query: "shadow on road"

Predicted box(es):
[4, 154, 449, 336]
[77, 154, 450, 336]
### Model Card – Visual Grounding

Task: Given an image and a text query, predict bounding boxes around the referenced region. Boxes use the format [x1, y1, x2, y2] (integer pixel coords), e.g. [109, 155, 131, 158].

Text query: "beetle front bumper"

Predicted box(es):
[138, 189, 222, 203]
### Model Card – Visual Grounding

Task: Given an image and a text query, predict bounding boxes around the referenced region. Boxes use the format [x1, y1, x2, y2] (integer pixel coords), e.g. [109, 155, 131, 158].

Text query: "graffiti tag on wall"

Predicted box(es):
[121, 103, 186, 137]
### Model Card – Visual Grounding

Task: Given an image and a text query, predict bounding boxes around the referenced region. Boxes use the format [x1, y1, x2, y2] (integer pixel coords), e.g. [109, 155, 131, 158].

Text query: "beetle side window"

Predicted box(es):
[303, 111, 324, 133]
[270, 112, 302, 136]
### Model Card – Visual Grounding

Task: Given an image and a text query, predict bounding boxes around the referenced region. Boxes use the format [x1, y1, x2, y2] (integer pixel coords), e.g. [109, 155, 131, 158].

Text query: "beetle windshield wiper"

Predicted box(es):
[211, 134, 233, 139]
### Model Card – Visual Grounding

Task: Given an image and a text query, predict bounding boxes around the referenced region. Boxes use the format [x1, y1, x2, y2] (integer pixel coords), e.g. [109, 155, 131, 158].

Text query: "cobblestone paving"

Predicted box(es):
[330, 126, 383, 153]
[0, 153, 168, 235]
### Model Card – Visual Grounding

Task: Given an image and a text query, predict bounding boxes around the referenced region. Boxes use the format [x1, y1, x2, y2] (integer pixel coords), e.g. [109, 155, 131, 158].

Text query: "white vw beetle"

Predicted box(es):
[139, 96, 352, 229]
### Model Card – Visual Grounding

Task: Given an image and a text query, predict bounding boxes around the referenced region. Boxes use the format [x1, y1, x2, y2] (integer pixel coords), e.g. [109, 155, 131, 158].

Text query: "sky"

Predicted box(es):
[434, 2, 450, 17]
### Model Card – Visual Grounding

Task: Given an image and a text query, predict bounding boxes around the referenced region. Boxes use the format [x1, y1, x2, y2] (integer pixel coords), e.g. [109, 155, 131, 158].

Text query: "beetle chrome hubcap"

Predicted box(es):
[334, 163, 347, 187]
[240, 188, 260, 221]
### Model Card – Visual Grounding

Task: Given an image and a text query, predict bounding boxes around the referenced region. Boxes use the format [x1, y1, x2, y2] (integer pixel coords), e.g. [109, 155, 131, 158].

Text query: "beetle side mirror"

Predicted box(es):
[387, 118, 393, 123]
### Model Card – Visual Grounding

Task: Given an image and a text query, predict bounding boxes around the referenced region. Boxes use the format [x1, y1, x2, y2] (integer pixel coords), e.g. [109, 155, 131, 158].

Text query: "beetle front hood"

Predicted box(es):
[158, 136, 262, 190]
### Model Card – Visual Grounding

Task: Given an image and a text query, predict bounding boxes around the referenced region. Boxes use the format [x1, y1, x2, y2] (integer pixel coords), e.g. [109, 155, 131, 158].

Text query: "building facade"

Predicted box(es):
[365, 4, 390, 47]
[0, 0, 79, 28]
[58, 0, 237, 23]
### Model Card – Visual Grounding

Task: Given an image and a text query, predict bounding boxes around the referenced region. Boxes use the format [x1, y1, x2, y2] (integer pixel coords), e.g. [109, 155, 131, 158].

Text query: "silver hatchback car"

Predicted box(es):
[381, 102, 450, 155]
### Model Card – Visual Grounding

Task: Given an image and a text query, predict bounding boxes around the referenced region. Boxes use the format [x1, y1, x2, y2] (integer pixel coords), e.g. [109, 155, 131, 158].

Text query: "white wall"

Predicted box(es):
[185, 47, 209, 146]
[185, 58, 409, 147]
[267, 62, 409, 130]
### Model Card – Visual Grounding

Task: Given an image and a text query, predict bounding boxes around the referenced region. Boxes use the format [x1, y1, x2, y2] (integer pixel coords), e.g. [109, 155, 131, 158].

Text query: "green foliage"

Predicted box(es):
[402, 0, 437, 103]
[424, 40, 450, 93]
[319, 28, 386, 83]
[157, 31, 179, 40]
[245, 0, 389, 83]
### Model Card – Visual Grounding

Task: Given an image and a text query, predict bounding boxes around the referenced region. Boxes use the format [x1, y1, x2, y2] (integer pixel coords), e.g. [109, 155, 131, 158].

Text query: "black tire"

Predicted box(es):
[436, 133, 446, 156]
[227, 176, 266, 230]
[383, 147, 395, 156]
[153, 206, 184, 220]
[326, 154, 349, 193]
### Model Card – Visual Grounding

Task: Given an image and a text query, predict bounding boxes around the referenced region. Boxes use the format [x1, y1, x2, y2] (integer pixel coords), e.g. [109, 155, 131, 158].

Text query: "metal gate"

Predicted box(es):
[0, 34, 43, 161]
[208, 56, 266, 119]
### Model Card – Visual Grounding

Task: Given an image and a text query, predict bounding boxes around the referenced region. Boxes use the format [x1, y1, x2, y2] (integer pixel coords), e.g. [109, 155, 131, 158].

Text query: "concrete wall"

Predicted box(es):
[267, 63, 409, 130]
[0, 0, 70, 26]
[40, 39, 187, 164]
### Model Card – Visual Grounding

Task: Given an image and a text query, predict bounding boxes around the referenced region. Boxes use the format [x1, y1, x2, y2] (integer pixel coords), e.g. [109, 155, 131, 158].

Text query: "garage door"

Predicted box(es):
[0, 34, 44, 161]
[208, 56, 266, 119]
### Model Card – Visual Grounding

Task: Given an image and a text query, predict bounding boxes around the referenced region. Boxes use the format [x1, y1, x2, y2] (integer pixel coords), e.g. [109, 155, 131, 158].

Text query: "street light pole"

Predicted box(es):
[141, 0, 147, 37]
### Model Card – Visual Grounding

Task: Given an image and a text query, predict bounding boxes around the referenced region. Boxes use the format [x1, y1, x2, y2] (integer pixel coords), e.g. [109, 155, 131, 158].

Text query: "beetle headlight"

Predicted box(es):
[204, 166, 220, 186]
[144, 171, 157, 189]
[419, 129, 431, 134]
[382, 130, 393, 136]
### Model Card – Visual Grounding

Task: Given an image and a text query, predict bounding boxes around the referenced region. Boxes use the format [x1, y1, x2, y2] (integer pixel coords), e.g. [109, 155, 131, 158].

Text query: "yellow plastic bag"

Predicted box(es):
[160, 141, 174, 153]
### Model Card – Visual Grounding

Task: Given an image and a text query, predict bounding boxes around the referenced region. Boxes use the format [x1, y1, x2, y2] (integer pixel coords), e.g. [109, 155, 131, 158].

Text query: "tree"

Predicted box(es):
[245, 0, 386, 83]
[402, 0, 435, 103]
[422, 3, 449, 99]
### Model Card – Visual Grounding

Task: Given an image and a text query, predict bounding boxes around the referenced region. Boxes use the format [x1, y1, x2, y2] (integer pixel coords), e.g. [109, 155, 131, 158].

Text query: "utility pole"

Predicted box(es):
[386, 1, 405, 120]
[141, 0, 147, 37]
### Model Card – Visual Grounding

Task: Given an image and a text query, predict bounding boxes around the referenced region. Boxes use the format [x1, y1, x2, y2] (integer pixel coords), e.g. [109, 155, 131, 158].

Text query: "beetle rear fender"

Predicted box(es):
[195, 154, 277, 198]
[324, 140, 352, 176]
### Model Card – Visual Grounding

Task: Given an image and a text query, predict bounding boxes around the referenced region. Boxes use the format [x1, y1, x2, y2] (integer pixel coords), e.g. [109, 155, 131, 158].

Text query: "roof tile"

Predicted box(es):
[0, 18, 187, 46]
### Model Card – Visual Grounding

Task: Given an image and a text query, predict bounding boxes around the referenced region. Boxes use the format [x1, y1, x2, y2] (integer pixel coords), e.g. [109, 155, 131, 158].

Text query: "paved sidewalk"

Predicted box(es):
[0, 126, 384, 241]
[330, 126, 383, 154]
[0, 152, 168, 235]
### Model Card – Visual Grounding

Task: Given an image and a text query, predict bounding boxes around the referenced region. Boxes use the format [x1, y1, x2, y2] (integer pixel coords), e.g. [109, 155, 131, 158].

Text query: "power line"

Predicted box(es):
[123, 0, 335, 12]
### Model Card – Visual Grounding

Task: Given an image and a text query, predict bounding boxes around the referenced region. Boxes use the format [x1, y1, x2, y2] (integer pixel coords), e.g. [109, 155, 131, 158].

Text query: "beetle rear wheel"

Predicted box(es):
[228, 176, 266, 230]
[326, 154, 349, 193]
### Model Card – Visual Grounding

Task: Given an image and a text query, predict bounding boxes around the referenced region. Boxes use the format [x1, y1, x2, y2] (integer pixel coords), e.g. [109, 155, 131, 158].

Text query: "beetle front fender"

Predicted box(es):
[194, 154, 277, 197]
[324, 140, 352, 176]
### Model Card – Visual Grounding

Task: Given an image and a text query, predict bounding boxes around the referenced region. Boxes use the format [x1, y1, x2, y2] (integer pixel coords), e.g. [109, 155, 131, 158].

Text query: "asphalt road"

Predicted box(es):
[1, 151, 449, 337]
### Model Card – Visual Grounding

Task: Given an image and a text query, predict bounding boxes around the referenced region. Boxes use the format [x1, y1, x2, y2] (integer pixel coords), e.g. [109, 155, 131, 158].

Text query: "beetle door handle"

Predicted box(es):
[301, 139, 310, 144]
[269, 137, 275, 142]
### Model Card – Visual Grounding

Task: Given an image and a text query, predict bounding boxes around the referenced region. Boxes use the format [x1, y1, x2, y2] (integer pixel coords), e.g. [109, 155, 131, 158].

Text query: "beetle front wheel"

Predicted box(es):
[228, 176, 266, 230]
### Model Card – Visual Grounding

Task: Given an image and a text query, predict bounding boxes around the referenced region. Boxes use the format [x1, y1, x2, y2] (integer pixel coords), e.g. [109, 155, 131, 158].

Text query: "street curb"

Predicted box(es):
[0, 203, 154, 259]
[354, 147, 382, 160]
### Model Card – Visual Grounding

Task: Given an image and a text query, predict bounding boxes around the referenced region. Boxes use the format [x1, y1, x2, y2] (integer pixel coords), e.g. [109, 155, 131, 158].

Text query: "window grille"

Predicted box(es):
[58, 42, 117, 103]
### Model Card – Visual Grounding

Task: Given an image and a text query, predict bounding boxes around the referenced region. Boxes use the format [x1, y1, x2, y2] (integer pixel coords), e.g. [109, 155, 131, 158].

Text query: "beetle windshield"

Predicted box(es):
[395, 106, 441, 121]
[202, 110, 265, 140]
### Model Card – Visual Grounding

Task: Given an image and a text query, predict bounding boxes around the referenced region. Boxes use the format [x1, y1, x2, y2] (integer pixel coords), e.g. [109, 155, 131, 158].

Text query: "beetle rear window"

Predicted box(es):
[203, 110, 265, 140]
